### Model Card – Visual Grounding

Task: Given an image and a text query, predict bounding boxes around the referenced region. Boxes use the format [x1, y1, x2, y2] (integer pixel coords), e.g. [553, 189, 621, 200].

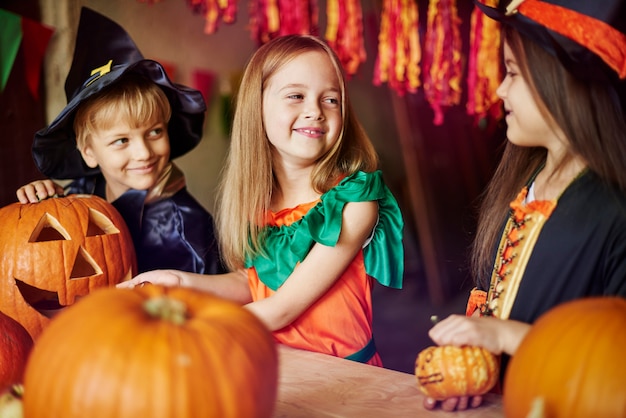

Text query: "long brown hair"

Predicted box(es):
[471, 27, 626, 287]
[215, 35, 379, 271]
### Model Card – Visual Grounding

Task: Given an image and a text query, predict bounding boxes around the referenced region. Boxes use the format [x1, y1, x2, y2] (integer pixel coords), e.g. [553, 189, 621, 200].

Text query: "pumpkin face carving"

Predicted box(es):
[0, 195, 136, 339]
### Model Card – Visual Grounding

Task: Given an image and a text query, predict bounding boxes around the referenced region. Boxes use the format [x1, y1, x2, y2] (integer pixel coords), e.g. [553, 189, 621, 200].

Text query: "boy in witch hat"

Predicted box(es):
[424, 0, 626, 412]
[17, 7, 225, 275]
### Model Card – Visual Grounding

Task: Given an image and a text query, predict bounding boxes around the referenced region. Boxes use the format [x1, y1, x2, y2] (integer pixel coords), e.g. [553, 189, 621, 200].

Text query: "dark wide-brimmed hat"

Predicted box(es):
[33, 7, 206, 179]
[474, 0, 626, 83]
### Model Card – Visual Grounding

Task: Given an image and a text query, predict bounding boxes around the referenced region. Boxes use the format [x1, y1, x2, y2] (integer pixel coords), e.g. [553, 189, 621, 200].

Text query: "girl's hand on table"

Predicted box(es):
[117, 270, 184, 288]
[423, 395, 483, 411]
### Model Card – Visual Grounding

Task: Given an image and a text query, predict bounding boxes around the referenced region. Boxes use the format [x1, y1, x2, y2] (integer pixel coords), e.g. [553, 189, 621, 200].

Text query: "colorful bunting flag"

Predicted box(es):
[0, 9, 23, 93]
[0, 8, 54, 99]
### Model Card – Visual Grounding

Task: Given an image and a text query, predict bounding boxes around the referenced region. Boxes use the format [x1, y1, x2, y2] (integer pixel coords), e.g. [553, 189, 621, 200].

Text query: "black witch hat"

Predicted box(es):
[474, 0, 626, 83]
[33, 7, 206, 179]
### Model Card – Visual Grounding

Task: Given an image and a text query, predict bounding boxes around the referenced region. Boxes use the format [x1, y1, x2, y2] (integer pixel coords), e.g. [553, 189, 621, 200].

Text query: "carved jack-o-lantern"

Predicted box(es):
[0, 195, 136, 339]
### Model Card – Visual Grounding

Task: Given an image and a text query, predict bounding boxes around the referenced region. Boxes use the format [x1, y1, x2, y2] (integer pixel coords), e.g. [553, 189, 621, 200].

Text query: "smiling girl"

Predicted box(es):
[119, 34, 404, 366]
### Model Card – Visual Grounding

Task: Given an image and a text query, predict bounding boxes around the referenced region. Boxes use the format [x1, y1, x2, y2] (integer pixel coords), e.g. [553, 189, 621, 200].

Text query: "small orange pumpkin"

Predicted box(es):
[22, 284, 278, 418]
[504, 296, 626, 418]
[0, 195, 136, 339]
[415, 345, 499, 400]
[0, 311, 33, 392]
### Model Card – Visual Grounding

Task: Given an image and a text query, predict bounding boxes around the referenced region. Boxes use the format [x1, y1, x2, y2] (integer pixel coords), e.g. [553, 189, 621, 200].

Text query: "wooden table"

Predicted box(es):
[273, 345, 504, 417]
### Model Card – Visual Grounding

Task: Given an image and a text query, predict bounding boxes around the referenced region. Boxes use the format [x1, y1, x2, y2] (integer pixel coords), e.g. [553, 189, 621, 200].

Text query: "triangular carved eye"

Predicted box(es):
[86, 208, 120, 236]
[70, 247, 103, 279]
[29, 213, 70, 242]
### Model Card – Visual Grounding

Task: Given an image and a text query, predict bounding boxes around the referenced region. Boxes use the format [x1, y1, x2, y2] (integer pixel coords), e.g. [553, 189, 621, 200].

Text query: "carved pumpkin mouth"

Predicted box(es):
[15, 267, 133, 318]
[15, 279, 65, 318]
[417, 373, 445, 386]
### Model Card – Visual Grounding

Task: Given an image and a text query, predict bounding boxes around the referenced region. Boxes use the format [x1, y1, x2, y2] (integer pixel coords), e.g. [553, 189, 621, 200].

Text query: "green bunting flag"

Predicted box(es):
[0, 9, 23, 93]
[0, 8, 54, 98]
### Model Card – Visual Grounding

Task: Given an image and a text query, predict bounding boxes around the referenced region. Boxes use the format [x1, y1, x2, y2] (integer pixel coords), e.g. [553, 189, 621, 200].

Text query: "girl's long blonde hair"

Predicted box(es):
[471, 27, 626, 287]
[215, 35, 379, 271]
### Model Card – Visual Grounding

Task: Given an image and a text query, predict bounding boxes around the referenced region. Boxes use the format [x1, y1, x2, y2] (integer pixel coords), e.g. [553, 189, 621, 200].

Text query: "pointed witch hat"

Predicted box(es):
[474, 0, 626, 83]
[33, 7, 206, 179]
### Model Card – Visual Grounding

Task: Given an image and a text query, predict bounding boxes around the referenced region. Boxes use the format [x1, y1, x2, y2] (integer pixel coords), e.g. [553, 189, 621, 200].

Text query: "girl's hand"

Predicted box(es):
[428, 314, 530, 356]
[16, 180, 64, 203]
[424, 395, 483, 411]
[117, 270, 184, 288]
[116, 269, 252, 304]
[421, 314, 531, 411]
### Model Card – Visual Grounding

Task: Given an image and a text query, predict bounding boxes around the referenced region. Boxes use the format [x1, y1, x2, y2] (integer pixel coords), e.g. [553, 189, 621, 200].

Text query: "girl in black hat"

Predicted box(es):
[426, 0, 626, 412]
[16, 8, 225, 276]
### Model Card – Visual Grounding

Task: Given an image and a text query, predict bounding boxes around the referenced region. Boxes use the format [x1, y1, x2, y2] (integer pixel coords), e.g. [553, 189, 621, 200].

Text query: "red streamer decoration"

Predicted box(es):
[372, 0, 421, 95]
[186, 0, 238, 34]
[466, 0, 502, 122]
[325, 0, 366, 77]
[249, 0, 319, 46]
[422, 0, 463, 126]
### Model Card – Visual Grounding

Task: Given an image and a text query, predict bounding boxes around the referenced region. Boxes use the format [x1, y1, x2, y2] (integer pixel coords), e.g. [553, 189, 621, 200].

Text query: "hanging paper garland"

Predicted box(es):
[422, 0, 463, 126]
[185, 0, 237, 34]
[249, 0, 318, 46]
[466, 0, 502, 122]
[373, 0, 421, 95]
[325, 0, 366, 77]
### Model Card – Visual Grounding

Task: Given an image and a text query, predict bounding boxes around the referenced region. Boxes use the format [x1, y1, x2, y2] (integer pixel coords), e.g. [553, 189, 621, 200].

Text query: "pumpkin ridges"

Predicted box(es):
[569, 305, 626, 417]
[23, 285, 278, 418]
[415, 345, 499, 400]
[504, 297, 626, 418]
[0, 311, 33, 391]
[23, 289, 142, 417]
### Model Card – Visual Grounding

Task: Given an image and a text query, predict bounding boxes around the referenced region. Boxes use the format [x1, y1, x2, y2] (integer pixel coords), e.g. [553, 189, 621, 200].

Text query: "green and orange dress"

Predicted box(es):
[245, 170, 404, 366]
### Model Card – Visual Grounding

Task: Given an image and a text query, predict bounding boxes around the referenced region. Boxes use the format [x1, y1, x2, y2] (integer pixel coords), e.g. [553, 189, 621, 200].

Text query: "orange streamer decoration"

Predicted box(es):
[249, 0, 319, 45]
[422, 0, 463, 126]
[186, 0, 238, 34]
[373, 0, 421, 95]
[325, 0, 366, 77]
[466, 0, 502, 122]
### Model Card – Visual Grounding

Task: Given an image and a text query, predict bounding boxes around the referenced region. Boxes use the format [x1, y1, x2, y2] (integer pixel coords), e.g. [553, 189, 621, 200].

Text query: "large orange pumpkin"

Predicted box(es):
[0, 311, 33, 392]
[0, 195, 136, 339]
[22, 284, 278, 418]
[504, 296, 626, 418]
[415, 345, 499, 400]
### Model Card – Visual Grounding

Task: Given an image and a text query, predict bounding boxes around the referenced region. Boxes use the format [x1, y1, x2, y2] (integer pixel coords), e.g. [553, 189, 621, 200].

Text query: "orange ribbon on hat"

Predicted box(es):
[510, 0, 626, 78]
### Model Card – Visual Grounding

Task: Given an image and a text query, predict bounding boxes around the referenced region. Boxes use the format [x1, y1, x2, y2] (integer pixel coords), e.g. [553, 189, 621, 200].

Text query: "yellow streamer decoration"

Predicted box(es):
[325, 0, 366, 77]
[467, 0, 502, 122]
[373, 0, 421, 95]
[423, 0, 463, 125]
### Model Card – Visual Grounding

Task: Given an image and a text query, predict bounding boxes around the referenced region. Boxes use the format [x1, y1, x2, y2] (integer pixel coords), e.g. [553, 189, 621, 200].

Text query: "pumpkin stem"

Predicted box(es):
[143, 296, 187, 325]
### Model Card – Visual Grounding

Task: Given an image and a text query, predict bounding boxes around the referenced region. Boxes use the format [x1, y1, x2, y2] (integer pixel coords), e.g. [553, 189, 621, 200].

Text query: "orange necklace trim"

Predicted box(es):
[481, 187, 556, 319]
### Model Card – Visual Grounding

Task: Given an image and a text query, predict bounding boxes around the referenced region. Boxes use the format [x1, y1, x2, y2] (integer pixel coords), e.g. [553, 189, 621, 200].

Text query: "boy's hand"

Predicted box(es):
[16, 180, 64, 203]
